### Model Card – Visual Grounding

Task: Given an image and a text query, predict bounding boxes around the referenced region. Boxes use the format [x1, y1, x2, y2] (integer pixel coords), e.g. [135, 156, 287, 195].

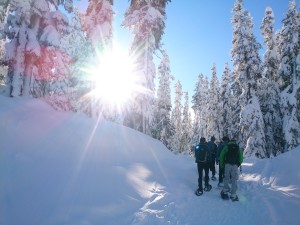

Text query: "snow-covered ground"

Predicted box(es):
[0, 95, 299, 225]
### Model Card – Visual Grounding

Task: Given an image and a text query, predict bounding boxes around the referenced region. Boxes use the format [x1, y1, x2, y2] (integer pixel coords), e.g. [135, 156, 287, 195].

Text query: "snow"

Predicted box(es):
[0, 94, 300, 225]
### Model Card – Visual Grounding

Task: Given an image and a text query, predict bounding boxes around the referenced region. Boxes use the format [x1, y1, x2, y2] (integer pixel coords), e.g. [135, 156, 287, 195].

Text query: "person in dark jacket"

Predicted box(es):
[207, 136, 218, 181]
[216, 136, 229, 187]
[219, 139, 243, 201]
[194, 137, 212, 196]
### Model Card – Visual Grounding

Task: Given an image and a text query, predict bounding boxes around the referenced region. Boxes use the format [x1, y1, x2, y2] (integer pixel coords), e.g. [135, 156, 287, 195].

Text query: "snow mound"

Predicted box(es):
[1, 95, 300, 225]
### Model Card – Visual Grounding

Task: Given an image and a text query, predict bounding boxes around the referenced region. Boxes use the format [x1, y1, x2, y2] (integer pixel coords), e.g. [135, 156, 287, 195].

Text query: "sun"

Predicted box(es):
[87, 44, 138, 107]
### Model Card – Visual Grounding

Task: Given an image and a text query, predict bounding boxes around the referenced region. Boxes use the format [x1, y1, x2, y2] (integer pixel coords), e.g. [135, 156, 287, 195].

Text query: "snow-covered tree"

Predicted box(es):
[191, 73, 209, 142]
[277, 1, 300, 151]
[0, 3, 8, 88]
[231, 0, 266, 157]
[83, 0, 113, 48]
[181, 91, 192, 153]
[123, 0, 170, 134]
[170, 80, 182, 153]
[259, 6, 284, 157]
[207, 64, 221, 140]
[60, 8, 94, 115]
[81, 0, 114, 117]
[152, 50, 174, 149]
[2, 0, 74, 98]
[219, 63, 239, 140]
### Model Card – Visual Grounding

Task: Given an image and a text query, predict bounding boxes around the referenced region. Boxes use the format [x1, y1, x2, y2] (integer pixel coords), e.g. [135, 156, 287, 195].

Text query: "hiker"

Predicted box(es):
[207, 136, 218, 181]
[216, 136, 229, 187]
[194, 137, 212, 196]
[219, 138, 243, 201]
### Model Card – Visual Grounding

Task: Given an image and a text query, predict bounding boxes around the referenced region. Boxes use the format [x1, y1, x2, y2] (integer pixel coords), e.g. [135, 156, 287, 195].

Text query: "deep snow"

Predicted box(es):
[0, 95, 300, 225]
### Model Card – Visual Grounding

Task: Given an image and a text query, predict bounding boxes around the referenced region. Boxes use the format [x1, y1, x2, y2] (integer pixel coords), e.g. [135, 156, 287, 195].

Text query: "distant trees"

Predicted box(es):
[0, 0, 298, 157]
[189, 0, 299, 157]
[122, 0, 170, 134]
[152, 50, 173, 149]
[170, 80, 183, 153]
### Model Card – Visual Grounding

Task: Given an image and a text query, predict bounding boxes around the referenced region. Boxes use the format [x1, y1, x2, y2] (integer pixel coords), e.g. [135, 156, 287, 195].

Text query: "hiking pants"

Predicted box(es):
[197, 162, 209, 191]
[223, 163, 239, 197]
[210, 158, 216, 177]
[218, 165, 224, 183]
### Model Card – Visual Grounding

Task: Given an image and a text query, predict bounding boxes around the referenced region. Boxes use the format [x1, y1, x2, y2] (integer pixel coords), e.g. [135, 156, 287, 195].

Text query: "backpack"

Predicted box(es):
[208, 141, 218, 156]
[195, 144, 208, 163]
[225, 143, 240, 165]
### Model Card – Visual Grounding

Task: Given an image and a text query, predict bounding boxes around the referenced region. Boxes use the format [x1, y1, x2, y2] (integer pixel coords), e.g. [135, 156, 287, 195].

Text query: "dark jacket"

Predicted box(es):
[207, 141, 217, 161]
[217, 141, 228, 161]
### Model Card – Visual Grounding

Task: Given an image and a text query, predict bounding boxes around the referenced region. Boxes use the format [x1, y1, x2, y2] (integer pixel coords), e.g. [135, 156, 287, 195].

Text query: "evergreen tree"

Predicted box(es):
[191, 73, 203, 145]
[83, 0, 114, 117]
[181, 91, 192, 153]
[152, 50, 174, 149]
[277, 1, 300, 150]
[2, 0, 74, 98]
[202, 76, 209, 138]
[191, 73, 208, 141]
[60, 8, 93, 114]
[231, 0, 266, 157]
[170, 80, 182, 153]
[219, 63, 238, 139]
[207, 64, 221, 140]
[123, 0, 170, 134]
[83, 0, 113, 48]
[259, 6, 284, 157]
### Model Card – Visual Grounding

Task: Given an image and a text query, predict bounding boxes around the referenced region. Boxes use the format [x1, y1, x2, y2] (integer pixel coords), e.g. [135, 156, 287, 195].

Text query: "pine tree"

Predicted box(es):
[191, 73, 208, 142]
[207, 64, 221, 140]
[83, 0, 113, 48]
[259, 6, 284, 157]
[60, 8, 93, 114]
[219, 63, 238, 139]
[82, 0, 114, 117]
[152, 50, 174, 149]
[123, 0, 170, 134]
[277, 1, 300, 151]
[2, 0, 75, 98]
[231, 0, 266, 157]
[181, 91, 192, 153]
[170, 80, 182, 153]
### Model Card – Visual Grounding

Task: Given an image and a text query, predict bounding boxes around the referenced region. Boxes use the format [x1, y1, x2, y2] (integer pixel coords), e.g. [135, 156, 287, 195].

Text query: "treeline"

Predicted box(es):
[0, 0, 299, 158]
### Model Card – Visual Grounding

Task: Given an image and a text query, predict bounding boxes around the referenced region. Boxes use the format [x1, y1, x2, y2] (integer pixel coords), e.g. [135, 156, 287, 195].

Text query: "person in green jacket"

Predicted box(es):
[219, 139, 243, 201]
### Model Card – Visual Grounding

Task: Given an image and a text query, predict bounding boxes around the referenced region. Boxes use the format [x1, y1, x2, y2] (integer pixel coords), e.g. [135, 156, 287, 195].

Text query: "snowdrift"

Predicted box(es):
[0, 95, 300, 225]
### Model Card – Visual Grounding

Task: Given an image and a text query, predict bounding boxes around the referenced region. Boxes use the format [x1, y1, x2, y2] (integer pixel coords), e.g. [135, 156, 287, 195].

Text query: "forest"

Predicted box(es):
[0, 0, 299, 158]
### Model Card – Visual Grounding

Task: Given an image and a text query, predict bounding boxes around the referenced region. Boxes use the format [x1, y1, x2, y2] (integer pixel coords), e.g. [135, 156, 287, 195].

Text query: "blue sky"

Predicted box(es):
[76, 0, 290, 98]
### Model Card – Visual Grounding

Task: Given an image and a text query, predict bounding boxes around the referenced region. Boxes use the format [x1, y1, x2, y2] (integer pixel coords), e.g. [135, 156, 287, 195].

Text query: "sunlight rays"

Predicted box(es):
[79, 41, 146, 113]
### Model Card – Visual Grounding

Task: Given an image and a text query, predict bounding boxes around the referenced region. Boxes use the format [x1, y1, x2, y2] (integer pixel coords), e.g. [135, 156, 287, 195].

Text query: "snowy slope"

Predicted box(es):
[0, 95, 300, 225]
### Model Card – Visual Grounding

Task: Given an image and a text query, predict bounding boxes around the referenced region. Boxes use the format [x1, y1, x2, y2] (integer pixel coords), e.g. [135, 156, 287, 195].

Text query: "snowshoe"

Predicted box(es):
[195, 189, 203, 196]
[204, 184, 212, 192]
[230, 195, 239, 202]
[220, 190, 229, 200]
[211, 176, 216, 181]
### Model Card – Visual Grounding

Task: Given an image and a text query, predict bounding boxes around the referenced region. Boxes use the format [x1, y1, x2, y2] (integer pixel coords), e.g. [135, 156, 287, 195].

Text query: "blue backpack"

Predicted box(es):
[194, 144, 208, 163]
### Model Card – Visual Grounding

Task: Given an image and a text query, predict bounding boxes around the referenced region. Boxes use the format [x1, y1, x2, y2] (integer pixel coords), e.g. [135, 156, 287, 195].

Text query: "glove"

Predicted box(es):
[216, 160, 219, 165]
[237, 163, 241, 167]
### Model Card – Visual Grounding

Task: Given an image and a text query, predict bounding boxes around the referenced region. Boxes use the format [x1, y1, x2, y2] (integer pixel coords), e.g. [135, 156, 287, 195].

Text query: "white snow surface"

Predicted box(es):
[0, 95, 300, 225]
